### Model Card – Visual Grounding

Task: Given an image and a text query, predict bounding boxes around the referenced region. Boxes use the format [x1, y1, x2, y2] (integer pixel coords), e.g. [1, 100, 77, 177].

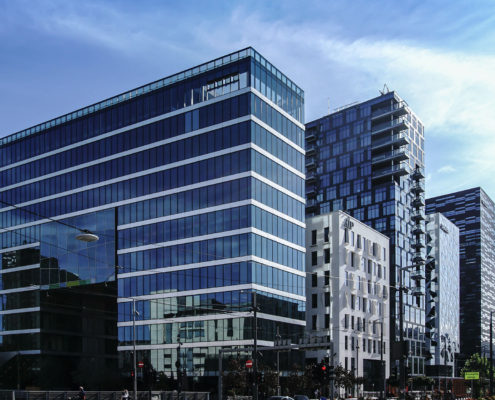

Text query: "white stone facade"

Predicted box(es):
[305, 211, 390, 391]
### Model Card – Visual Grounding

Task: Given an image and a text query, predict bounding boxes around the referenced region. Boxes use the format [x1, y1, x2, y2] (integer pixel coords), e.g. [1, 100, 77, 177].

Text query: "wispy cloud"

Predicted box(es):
[438, 166, 457, 173]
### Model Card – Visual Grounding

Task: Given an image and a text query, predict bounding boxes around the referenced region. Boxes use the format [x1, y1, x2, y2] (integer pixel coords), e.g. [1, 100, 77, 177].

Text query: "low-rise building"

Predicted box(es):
[306, 211, 390, 394]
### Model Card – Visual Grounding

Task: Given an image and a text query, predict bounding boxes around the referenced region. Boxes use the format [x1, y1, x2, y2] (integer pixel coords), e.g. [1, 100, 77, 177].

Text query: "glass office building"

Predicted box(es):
[424, 212, 460, 377]
[0, 47, 306, 389]
[305, 91, 428, 375]
[426, 188, 495, 363]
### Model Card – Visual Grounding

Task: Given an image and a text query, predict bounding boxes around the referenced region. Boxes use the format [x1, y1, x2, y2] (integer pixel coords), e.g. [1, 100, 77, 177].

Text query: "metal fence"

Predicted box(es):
[0, 391, 209, 400]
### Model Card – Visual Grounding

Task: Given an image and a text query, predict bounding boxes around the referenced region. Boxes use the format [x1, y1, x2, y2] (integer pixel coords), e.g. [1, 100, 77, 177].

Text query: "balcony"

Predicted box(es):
[411, 210, 426, 221]
[372, 102, 410, 120]
[371, 118, 410, 136]
[410, 181, 425, 193]
[411, 270, 426, 280]
[413, 251, 426, 263]
[306, 171, 317, 184]
[412, 194, 426, 207]
[305, 144, 317, 157]
[372, 163, 411, 180]
[412, 166, 426, 180]
[371, 133, 410, 150]
[412, 223, 426, 235]
[305, 157, 317, 169]
[411, 237, 426, 249]
[305, 185, 318, 197]
[411, 286, 425, 297]
[372, 148, 410, 165]
[306, 199, 318, 211]
[305, 131, 317, 142]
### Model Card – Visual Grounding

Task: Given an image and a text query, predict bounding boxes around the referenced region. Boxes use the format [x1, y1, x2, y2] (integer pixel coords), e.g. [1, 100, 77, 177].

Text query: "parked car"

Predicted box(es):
[268, 397, 294, 400]
[294, 396, 309, 400]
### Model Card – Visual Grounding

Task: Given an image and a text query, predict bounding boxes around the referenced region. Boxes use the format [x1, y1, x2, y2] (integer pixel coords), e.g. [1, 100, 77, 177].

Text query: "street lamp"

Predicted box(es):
[372, 320, 385, 400]
[398, 264, 423, 400]
[133, 299, 139, 400]
[241, 290, 259, 400]
[75, 229, 99, 242]
[177, 334, 183, 398]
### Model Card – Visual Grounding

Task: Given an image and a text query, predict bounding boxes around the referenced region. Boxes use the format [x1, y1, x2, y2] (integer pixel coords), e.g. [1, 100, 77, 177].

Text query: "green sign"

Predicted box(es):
[464, 372, 479, 380]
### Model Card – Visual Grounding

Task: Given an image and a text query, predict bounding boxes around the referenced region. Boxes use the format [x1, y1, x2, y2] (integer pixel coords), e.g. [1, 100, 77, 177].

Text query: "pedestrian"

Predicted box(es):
[121, 389, 129, 400]
[447, 390, 454, 400]
[79, 387, 86, 400]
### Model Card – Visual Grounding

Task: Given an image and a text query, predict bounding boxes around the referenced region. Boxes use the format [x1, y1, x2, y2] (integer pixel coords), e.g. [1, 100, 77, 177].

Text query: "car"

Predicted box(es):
[294, 396, 309, 400]
[267, 397, 294, 400]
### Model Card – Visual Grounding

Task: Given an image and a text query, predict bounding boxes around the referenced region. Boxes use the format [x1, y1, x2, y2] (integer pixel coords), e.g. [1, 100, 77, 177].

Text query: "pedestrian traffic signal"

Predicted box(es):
[328, 365, 334, 380]
[405, 366, 411, 382]
[131, 369, 135, 378]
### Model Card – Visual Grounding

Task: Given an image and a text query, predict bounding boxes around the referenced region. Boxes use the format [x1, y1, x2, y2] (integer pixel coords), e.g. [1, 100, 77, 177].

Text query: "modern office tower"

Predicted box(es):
[426, 188, 495, 361]
[424, 213, 460, 378]
[0, 48, 306, 390]
[305, 91, 427, 376]
[306, 211, 390, 395]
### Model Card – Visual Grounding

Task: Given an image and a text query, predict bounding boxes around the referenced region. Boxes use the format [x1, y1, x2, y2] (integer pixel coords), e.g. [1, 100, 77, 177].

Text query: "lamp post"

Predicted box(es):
[372, 320, 385, 400]
[177, 335, 183, 398]
[398, 264, 421, 400]
[133, 299, 139, 400]
[241, 290, 259, 400]
[275, 330, 281, 396]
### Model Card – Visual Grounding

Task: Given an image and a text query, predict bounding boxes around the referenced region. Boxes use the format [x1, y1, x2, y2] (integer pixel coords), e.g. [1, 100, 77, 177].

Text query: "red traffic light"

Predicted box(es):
[321, 365, 326, 371]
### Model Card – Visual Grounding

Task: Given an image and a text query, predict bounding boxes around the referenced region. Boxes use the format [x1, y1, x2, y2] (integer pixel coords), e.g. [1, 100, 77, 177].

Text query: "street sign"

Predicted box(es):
[465, 372, 479, 380]
[246, 360, 253, 369]
[138, 361, 144, 368]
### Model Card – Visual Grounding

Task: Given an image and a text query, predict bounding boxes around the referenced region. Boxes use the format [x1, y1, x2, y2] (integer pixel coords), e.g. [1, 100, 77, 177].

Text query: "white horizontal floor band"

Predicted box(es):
[117, 254, 305, 279]
[116, 227, 304, 255]
[2, 171, 304, 233]
[0, 307, 40, 315]
[0, 87, 304, 177]
[117, 198, 305, 230]
[117, 312, 305, 327]
[0, 328, 41, 336]
[0, 242, 40, 254]
[116, 283, 306, 303]
[0, 146, 304, 215]
[0, 264, 39, 275]
[118, 339, 274, 351]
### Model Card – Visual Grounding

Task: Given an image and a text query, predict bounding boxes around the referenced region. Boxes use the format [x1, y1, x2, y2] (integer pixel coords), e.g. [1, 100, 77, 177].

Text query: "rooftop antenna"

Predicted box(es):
[327, 98, 330, 115]
[379, 84, 390, 95]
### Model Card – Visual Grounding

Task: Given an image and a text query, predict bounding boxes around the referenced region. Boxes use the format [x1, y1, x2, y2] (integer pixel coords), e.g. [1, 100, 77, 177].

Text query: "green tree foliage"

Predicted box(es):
[258, 363, 280, 398]
[222, 358, 248, 397]
[411, 375, 435, 387]
[461, 353, 493, 398]
[286, 364, 308, 397]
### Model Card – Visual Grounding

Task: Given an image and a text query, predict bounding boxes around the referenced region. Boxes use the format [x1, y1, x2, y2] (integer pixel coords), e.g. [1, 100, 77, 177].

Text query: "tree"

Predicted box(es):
[461, 353, 493, 398]
[222, 358, 248, 398]
[304, 364, 321, 396]
[286, 364, 308, 397]
[258, 363, 279, 398]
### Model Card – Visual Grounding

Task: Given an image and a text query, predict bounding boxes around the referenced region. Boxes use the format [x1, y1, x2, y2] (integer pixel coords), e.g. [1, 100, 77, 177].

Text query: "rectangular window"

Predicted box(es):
[345, 336, 348, 350]
[324, 248, 330, 264]
[324, 271, 330, 286]
[350, 252, 355, 267]
[312, 273, 318, 287]
[351, 336, 355, 350]
[325, 314, 330, 329]
[312, 251, 317, 266]
[325, 292, 330, 307]
[345, 271, 349, 286]
[312, 294, 318, 308]
[345, 314, 349, 329]
[324, 227, 330, 242]
[351, 294, 355, 310]
[312, 315, 317, 330]
[311, 230, 317, 245]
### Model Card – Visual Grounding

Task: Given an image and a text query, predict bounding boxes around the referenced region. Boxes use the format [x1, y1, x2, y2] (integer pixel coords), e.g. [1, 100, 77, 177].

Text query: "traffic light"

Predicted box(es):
[405, 366, 411, 382]
[256, 372, 263, 384]
[131, 369, 135, 378]
[328, 365, 334, 380]
[261, 372, 265, 383]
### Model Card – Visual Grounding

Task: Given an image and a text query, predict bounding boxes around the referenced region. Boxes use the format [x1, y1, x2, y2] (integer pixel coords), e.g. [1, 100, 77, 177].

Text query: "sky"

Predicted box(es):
[1, 0, 494, 199]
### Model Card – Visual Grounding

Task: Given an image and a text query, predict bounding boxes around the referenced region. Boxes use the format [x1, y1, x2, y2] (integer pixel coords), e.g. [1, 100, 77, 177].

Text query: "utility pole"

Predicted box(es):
[491, 311, 494, 396]
[399, 271, 405, 400]
[177, 335, 183, 398]
[17, 349, 20, 390]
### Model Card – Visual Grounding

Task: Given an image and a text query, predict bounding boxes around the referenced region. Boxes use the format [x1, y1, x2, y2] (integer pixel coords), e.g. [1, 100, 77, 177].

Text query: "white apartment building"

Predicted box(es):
[306, 211, 390, 393]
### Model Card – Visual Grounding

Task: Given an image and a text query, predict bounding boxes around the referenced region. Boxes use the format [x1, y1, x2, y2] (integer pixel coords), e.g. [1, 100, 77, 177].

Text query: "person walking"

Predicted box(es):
[121, 389, 129, 400]
[79, 387, 86, 400]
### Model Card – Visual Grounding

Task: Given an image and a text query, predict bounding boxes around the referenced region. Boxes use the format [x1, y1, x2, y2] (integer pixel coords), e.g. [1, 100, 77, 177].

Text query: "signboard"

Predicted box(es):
[138, 361, 144, 368]
[342, 218, 354, 230]
[464, 372, 479, 380]
[245, 360, 253, 369]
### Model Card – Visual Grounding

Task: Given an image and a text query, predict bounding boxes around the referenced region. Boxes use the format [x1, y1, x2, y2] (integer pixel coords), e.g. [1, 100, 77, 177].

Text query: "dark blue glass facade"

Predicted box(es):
[0, 47, 305, 389]
[426, 187, 495, 362]
[305, 92, 427, 375]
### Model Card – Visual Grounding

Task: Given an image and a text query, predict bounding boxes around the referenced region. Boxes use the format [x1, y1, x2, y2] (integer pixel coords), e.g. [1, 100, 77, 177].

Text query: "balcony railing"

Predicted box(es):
[305, 185, 318, 196]
[371, 101, 409, 119]
[411, 210, 426, 220]
[412, 166, 426, 180]
[306, 199, 318, 209]
[306, 171, 317, 183]
[305, 131, 317, 142]
[371, 132, 410, 150]
[412, 194, 426, 207]
[372, 148, 410, 164]
[413, 223, 426, 235]
[305, 157, 317, 169]
[371, 118, 409, 135]
[372, 163, 411, 179]
[413, 251, 426, 262]
[410, 181, 425, 193]
[411, 270, 426, 280]
[411, 238, 426, 248]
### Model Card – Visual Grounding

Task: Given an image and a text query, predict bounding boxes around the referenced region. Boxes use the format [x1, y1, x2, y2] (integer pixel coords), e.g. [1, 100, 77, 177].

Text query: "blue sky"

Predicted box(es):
[1, 0, 494, 199]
